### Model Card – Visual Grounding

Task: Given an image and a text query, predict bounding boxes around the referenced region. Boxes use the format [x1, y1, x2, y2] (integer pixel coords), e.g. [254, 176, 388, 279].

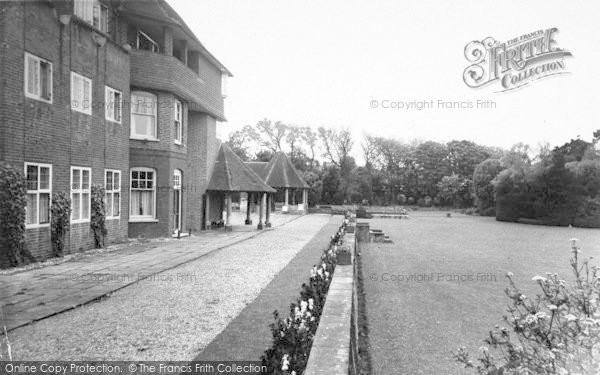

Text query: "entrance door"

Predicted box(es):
[173, 169, 182, 233]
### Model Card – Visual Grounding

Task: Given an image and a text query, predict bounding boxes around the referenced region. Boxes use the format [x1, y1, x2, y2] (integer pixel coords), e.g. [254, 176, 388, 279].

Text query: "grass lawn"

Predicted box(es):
[361, 211, 600, 375]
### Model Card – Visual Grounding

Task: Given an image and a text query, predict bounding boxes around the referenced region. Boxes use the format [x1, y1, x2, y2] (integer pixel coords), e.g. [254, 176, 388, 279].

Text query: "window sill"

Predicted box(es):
[25, 94, 53, 104]
[72, 108, 92, 116]
[130, 136, 159, 142]
[106, 216, 121, 220]
[71, 219, 91, 224]
[105, 118, 122, 124]
[129, 218, 159, 223]
[26, 223, 50, 229]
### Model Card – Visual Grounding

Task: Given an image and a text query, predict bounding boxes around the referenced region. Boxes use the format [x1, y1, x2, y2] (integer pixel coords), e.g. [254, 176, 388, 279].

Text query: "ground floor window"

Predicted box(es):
[71, 166, 91, 222]
[105, 169, 121, 218]
[130, 168, 155, 220]
[25, 163, 52, 227]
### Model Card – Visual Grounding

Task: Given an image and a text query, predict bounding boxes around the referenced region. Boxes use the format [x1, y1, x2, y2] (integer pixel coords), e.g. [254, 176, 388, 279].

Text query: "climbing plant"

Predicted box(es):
[90, 184, 107, 248]
[50, 192, 71, 257]
[0, 161, 30, 268]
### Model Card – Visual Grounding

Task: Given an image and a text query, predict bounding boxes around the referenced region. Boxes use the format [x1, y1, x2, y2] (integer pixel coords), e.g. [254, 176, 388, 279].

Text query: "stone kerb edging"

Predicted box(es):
[304, 229, 356, 375]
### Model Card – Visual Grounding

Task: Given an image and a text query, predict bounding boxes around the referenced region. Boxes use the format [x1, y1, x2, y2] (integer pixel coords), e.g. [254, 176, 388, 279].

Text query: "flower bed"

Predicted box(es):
[261, 218, 349, 375]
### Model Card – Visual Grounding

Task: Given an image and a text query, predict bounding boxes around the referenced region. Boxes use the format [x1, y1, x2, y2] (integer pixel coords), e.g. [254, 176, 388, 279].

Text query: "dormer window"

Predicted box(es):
[74, 0, 108, 33]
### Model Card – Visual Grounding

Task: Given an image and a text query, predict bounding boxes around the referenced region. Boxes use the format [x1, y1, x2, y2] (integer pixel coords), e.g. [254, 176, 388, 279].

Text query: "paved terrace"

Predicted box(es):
[1, 213, 334, 360]
[0, 212, 298, 332]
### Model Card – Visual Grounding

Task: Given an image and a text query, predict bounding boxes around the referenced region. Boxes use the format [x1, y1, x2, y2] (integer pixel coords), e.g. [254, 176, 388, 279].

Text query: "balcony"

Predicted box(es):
[130, 49, 225, 121]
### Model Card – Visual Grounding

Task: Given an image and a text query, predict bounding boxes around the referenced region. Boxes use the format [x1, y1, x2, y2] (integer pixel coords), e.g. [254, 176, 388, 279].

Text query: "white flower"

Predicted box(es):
[570, 238, 579, 244]
[479, 346, 489, 353]
[532, 275, 546, 282]
[547, 304, 558, 311]
[308, 298, 314, 310]
[525, 314, 537, 325]
[291, 372, 296, 375]
[565, 314, 578, 322]
[506, 272, 514, 277]
[535, 311, 547, 320]
[281, 354, 290, 371]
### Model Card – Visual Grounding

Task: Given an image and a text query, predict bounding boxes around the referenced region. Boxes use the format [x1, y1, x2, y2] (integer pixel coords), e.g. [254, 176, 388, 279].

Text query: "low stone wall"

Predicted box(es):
[304, 230, 358, 375]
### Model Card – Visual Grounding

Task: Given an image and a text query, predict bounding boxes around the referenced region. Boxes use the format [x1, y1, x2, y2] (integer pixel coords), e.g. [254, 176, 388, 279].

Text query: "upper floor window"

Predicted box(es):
[25, 163, 52, 227]
[74, 0, 108, 33]
[71, 72, 92, 115]
[71, 166, 91, 223]
[174, 100, 182, 144]
[24, 53, 52, 103]
[131, 91, 157, 140]
[105, 86, 122, 123]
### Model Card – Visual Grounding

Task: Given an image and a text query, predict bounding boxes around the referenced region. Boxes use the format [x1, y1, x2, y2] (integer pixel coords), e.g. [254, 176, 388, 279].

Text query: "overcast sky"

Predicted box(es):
[169, 0, 600, 160]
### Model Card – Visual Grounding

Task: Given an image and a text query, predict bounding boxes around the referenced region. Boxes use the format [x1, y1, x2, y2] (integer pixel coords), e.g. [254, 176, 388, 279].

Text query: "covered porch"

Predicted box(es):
[205, 144, 276, 231]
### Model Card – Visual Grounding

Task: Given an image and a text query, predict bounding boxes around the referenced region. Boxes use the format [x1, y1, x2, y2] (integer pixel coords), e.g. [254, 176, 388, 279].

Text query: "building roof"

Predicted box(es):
[207, 145, 276, 193]
[261, 152, 309, 189]
[245, 161, 268, 176]
[120, 0, 232, 77]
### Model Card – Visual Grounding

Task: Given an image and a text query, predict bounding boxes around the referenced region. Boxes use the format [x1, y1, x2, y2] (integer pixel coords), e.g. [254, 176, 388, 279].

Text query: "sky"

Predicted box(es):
[169, 0, 600, 161]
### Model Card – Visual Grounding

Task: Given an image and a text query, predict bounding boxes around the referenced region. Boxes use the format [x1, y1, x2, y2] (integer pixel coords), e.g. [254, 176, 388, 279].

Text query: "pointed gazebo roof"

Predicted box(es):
[207, 145, 276, 193]
[261, 152, 309, 189]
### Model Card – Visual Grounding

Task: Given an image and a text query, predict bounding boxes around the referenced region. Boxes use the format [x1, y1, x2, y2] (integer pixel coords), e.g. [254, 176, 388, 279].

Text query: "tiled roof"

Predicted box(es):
[261, 152, 309, 189]
[207, 145, 276, 193]
[245, 161, 268, 176]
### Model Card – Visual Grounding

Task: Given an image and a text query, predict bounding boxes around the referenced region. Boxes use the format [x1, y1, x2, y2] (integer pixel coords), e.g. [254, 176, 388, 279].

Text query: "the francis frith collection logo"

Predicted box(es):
[463, 28, 572, 92]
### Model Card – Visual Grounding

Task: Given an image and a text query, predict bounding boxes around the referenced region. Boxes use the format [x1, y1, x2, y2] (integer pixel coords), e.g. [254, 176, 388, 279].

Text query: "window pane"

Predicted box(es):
[139, 171, 146, 180]
[115, 92, 121, 121]
[146, 171, 153, 180]
[39, 193, 50, 224]
[114, 172, 120, 190]
[26, 194, 37, 224]
[131, 171, 138, 180]
[105, 193, 112, 217]
[72, 169, 80, 190]
[26, 165, 38, 190]
[114, 192, 120, 216]
[82, 192, 90, 219]
[72, 192, 80, 220]
[141, 190, 153, 216]
[133, 114, 154, 137]
[132, 180, 138, 188]
[131, 190, 140, 215]
[27, 56, 36, 95]
[40, 61, 51, 100]
[82, 170, 90, 190]
[39, 167, 50, 190]
[106, 171, 112, 190]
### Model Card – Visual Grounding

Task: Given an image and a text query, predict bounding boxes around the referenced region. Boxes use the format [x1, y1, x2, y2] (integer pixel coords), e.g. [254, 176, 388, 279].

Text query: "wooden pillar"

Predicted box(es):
[257, 192, 265, 230]
[245, 192, 252, 225]
[265, 194, 272, 228]
[283, 187, 289, 212]
[204, 192, 211, 230]
[302, 189, 308, 212]
[225, 193, 232, 231]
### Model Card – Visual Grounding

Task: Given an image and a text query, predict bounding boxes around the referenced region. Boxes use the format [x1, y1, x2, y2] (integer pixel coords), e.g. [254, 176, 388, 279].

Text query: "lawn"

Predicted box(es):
[361, 211, 600, 375]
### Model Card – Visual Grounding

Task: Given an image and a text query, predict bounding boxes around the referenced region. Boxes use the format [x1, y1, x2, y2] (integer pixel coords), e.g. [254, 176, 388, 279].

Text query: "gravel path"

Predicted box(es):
[6, 214, 332, 360]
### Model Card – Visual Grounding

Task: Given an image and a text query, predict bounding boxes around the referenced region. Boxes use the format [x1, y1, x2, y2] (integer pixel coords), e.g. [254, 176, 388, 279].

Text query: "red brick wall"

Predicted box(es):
[0, 2, 130, 260]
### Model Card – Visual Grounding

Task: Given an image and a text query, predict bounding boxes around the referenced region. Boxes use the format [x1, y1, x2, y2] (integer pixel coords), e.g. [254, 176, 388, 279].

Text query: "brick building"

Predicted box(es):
[0, 0, 231, 261]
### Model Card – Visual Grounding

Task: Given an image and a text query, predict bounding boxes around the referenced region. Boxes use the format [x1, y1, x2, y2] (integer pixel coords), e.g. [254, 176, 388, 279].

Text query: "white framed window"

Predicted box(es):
[74, 0, 108, 33]
[71, 72, 92, 115]
[105, 86, 122, 123]
[71, 166, 91, 223]
[174, 100, 182, 144]
[131, 91, 157, 140]
[105, 169, 121, 219]
[25, 163, 52, 227]
[24, 53, 52, 103]
[130, 168, 156, 221]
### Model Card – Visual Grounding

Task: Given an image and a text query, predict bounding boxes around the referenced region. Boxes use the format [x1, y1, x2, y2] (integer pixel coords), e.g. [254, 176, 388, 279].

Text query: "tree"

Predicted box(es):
[285, 125, 305, 163]
[303, 127, 319, 170]
[437, 174, 473, 208]
[447, 140, 491, 178]
[473, 158, 504, 216]
[246, 118, 288, 153]
[226, 129, 251, 161]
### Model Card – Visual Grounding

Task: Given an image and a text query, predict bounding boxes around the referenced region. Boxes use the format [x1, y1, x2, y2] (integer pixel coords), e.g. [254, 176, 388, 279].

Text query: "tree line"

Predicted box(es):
[227, 119, 600, 226]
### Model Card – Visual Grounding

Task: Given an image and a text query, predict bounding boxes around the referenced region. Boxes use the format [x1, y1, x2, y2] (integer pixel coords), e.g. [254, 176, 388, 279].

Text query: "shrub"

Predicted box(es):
[50, 192, 71, 257]
[455, 239, 600, 374]
[261, 221, 347, 374]
[473, 159, 504, 216]
[91, 184, 107, 248]
[0, 162, 31, 268]
[417, 197, 426, 207]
